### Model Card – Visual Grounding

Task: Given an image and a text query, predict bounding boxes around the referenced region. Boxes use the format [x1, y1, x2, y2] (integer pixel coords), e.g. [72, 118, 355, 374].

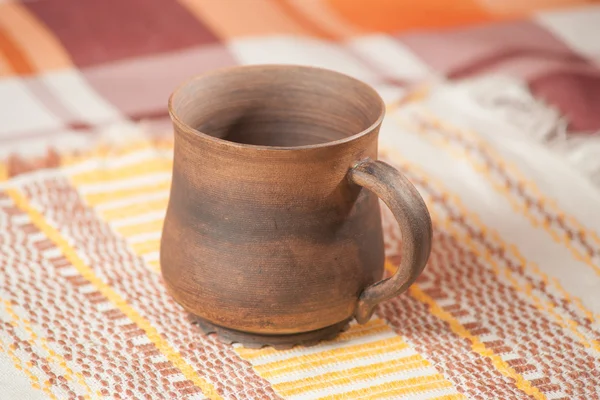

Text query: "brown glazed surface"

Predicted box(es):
[161, 65, 431, 337]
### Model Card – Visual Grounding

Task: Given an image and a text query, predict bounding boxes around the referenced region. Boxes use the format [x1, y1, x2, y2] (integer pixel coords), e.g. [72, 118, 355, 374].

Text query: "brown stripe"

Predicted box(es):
[0, 24, 35, 75]
[21, 178, 282, 399]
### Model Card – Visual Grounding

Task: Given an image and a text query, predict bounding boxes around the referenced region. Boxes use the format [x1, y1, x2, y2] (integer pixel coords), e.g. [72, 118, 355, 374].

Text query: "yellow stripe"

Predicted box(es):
[274, 355, 428, 396]
[70, 158, 172, 186]
[61, 141, 156, 167]
[82, 181, 171, 207]
[116, 219, 165, 237]
[412, 109, 600, 276]
[0, 161, 7, 182]
[397, 267, 546, 399]
[101, 198, 168, 221]
[7, 189, 222, 400]
[235, 319, 389, 360]
[3, 299, 99, 399]
[146, 260, 161, 273]
[131, 239, 161, 255]
[322, 374, 452, 400]
[361, 380, 455, 400]
[255, 338, 409, 378]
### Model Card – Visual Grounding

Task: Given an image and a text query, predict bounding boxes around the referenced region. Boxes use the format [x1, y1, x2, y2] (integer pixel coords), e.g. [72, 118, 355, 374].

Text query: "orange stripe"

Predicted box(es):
[270, 0, 336, 39]
[0, 50, 13, 76]
[285, 0, 362, 38]
[0, 3, 72, 73]
[0, 24, 34, 75]
[324, 0, 494, 33]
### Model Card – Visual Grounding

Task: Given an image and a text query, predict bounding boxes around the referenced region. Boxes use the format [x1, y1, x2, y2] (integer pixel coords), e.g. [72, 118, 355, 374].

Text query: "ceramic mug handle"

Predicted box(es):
[348, 159, 433, 323]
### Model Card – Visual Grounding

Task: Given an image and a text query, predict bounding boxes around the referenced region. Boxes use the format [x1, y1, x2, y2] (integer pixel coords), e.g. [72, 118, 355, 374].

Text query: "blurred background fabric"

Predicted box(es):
[1, 0, 600, 170]
[0, 1, 599, 399]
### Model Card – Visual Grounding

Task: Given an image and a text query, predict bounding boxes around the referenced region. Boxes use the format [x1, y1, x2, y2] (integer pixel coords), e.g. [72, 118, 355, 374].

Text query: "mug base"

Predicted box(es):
[189, 314, 352, 350]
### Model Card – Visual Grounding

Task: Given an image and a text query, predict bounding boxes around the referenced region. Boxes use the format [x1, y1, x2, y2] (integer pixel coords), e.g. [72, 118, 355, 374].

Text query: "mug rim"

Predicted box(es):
[168, 64, 386, 152]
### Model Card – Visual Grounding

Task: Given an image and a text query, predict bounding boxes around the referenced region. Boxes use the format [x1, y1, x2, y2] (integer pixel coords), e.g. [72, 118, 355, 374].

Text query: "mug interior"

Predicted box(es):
[169, 65, 384, 148]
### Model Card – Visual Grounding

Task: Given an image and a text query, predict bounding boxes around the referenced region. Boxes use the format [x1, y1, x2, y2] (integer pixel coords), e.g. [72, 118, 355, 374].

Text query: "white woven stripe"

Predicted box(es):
[142, 251, 160, 263]
[109, 211, 166, 229]
[95, 191, 169, 212]
[127, 231, 162, 244]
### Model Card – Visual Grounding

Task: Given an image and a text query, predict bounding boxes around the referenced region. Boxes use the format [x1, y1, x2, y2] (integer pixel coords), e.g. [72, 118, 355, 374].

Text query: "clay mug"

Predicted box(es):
[161, 65, 432, 348]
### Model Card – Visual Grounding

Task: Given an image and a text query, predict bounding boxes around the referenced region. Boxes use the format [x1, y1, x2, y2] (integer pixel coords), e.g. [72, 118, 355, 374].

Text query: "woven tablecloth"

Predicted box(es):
[1, 1, 600, 399]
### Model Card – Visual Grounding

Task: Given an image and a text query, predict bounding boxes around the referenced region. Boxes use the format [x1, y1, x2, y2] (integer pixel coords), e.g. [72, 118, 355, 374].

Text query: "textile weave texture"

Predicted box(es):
[1, 1, 600, 399]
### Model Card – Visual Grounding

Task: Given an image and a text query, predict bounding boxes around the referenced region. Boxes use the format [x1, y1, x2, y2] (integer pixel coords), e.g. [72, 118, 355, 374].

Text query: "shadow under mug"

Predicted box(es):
[161, 64, 432, 348]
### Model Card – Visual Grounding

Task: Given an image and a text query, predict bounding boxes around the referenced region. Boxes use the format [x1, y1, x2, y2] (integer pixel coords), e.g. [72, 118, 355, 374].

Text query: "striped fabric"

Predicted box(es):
[1, 1, 600, 399]
[2, 86, 600, 397]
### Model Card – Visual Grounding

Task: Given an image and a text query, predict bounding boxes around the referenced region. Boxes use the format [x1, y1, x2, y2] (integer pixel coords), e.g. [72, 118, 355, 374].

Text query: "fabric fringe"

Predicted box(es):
[458, 75, 600, 189]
